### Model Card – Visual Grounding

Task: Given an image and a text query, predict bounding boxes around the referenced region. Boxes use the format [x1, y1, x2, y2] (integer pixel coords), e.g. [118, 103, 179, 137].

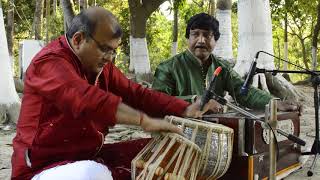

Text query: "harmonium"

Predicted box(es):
[203, 111, 301, 180]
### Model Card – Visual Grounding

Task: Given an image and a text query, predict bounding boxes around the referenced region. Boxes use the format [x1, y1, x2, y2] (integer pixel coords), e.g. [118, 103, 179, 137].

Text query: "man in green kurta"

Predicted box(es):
[152, 13, 296, 111]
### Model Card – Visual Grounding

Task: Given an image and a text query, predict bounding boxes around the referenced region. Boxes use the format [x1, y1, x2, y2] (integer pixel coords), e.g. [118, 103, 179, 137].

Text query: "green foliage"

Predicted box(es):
[231, 10, 238, 58]
[48, 7, 65, 41]
[270, 0, 319, 82]
[101, 1, 130, 54]
[2, 0, 319, 83]
[147, 11, 172, 72]
[2, 0, 35, 76]
[114, 51, 130, 74]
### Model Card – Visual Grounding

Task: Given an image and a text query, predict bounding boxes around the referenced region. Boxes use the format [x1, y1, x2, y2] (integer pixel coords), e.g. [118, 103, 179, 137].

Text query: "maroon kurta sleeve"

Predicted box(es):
[105, 63, 190, 117]
[25, 55, 121, 127]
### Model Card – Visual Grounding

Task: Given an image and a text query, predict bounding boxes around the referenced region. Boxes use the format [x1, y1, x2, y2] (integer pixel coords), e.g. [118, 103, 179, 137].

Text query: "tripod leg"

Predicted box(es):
[307, 153, 319, 177]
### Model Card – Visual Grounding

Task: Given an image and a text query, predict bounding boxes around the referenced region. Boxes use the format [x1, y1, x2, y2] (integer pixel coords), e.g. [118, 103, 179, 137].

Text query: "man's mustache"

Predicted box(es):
[195, 45, 207, 49]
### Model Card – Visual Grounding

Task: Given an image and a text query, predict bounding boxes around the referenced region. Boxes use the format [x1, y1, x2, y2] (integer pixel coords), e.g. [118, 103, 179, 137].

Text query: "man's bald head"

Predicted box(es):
[66, 7, 122, 39]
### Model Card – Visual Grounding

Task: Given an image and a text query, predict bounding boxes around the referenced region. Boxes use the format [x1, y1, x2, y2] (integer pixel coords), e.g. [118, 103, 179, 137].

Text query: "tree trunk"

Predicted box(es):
[312, 1, 320, 71]
[128, 0, 166, 78]
[213, 0, 233, 62]
[283, 0, 288, 71]
[234, 0, 302, 101]
[33, 0, 44, 40]
[276, 37, 280, 68]
[299, 38, 309, 69]
[235, 0, 274, 76]
[0, 2, 21, 124]
[216, 0, 231, 10]
[79, 0, 87, 11]
[208, 0, 216, 16]
[87, 0, 95, 6]
[60, 0, 75, 32]
[171, 1, 178, 56]
[266, 73, 302, 101]
[53, 0, 57, 16]
[283, 2, 290, 81]
[6, 0, 14, 65]
[46, 0, 50, 44]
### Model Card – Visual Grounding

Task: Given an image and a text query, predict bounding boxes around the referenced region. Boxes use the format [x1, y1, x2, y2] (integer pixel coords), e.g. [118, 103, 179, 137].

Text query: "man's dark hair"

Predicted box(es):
[66, 9, 122, 39]
[185, 13, 220, 41]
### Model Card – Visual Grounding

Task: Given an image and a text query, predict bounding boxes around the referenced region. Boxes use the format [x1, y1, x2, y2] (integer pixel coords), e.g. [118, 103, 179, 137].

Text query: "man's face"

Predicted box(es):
[72, 21, 120, 76]
[188, 29, 216, 62]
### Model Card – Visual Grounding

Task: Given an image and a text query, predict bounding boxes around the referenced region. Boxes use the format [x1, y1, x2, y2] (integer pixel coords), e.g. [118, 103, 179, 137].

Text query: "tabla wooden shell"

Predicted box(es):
[165, 116, 234, 180]
[131, 133, 202, 180]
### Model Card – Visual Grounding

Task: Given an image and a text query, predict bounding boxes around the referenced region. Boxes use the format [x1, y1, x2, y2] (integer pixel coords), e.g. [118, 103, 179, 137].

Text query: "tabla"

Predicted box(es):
[131, 133, 202, 180]
[165, 116, 234, 179]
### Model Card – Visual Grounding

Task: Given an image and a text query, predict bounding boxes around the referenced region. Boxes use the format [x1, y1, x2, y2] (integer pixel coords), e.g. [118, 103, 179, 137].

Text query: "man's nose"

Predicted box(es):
[198, 34, 206, 43]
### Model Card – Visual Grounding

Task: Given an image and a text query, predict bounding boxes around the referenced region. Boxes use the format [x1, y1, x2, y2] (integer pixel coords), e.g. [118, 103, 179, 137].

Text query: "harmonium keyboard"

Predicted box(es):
[203, 111, 301, 180]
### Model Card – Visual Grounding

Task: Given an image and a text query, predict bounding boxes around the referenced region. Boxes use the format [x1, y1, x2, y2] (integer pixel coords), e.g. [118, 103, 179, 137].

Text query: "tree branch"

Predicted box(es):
[312, 0, 320, 47]
[192, 0, 202, 7]
[144, 0, 167, 16]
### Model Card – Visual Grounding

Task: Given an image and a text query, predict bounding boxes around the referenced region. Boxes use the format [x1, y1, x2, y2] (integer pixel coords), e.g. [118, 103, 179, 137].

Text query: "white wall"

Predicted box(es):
[18, 40, 44, 79]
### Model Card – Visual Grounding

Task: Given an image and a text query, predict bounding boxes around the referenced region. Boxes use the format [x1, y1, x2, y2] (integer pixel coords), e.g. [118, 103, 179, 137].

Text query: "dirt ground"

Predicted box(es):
[0, 85, 319, 179]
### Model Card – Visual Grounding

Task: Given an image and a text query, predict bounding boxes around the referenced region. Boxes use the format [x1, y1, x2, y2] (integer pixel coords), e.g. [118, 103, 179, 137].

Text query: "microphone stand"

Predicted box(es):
[211, 94, 306, 146]
[252, 51, 320, 177]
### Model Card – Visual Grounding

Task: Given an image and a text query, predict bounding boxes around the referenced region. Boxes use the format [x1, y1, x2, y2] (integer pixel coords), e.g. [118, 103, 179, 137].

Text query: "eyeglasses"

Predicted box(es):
[190, 30, 214, 40]
[88, 34, 117, 59]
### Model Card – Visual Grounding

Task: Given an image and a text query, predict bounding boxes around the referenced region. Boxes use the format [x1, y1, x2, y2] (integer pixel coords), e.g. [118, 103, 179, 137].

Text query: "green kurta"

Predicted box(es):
[152, 50, 272, 109]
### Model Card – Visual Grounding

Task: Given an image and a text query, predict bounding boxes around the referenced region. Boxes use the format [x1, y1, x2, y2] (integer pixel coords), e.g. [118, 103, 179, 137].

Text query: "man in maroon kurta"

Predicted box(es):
[11, 7, 222, 180]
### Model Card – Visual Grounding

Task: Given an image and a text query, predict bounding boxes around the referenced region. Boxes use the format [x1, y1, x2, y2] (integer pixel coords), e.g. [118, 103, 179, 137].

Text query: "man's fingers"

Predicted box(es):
[159, 120, 183, 135]
[170, 126, 184, 136]
[195, 111, 203, 118]
[203, 99, 223, 113]
[166, 123, 184, 136]
[183, 99, 223, 118]
[202, 103, 211, 113]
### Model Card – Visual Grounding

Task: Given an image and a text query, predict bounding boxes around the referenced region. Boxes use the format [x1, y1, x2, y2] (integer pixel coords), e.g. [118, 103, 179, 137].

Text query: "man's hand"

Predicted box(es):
[182, 98, 223, 118]
[115, 103, 183, 135]
[277, 100, 302, 113]
[140, 114, 183, 136]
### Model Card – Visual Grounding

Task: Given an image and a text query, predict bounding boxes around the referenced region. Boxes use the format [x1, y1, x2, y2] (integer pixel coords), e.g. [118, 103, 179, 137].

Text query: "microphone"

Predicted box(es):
[240, 51, 261, 96]
[200, 66, 222, 110]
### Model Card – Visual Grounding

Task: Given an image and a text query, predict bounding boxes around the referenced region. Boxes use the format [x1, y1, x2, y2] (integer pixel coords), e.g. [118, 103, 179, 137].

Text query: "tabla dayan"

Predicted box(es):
[131, 133, 202, 180]
[166, 116, 234, 180]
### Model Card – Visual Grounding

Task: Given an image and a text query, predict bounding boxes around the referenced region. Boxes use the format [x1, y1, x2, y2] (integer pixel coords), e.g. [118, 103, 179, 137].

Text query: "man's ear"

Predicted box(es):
[72, 32, 85, 48]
